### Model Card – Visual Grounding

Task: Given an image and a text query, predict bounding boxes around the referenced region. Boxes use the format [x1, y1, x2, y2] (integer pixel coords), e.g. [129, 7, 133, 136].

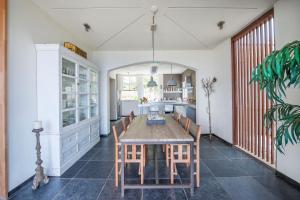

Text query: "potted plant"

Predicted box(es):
[251, 40, 300, 152]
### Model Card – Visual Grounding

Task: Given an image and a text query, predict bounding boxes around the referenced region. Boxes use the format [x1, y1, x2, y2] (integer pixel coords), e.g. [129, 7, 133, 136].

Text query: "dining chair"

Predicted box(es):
[122, 116, 130, 131]
[129, 111, 135, 123]
[188, 120, 202, 187]
[169, 119, 201, 187]
[113, 120, 145, 187]
[166, 117, 190, 168]
[171, 112, 181, 123]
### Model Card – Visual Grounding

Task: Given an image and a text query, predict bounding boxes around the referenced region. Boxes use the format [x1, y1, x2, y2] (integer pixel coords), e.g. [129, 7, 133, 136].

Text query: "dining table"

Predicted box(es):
[119, 115, 195, 197]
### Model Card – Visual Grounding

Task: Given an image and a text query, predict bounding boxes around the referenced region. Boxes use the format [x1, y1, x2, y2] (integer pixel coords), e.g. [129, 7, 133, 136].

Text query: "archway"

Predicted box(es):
[99, 60, 201, 135]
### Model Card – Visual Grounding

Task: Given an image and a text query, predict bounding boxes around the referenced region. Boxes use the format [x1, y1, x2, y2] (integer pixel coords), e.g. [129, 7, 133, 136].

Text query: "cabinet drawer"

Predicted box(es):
[90, 129, 99, 140]
[77, 124, 90, 140]
[61, 132, 77, 152]
[78, 135, 90, 152]
[90, 121, 99, 134]
[61, 144, 77, 165]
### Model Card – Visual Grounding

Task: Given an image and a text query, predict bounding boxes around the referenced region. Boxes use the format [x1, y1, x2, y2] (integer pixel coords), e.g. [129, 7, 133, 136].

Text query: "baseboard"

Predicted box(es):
[275, 170, 300, 190]
[8, 175, 34, 197]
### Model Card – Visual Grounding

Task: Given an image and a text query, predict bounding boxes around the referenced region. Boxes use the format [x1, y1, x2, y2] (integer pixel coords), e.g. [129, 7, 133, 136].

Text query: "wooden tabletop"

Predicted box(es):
[119, 115, 194, 143]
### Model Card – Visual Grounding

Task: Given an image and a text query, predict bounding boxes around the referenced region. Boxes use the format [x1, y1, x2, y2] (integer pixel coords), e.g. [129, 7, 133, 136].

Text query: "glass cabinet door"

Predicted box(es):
[62, 94, 76, 109]
[62, 58, 76, 77]
[90, 106, 97, 118]
[78, 94, 88, 107]
[90, 70, 97, 82]
[62, 110, 76, 127]
[90, 94, 97, 107]
[79, 80, 88, 93]
[79, 66, 88, 80]
[62, 76, 76, 93]
[90, 82, 97, 94]
[79, 108, 88, 121]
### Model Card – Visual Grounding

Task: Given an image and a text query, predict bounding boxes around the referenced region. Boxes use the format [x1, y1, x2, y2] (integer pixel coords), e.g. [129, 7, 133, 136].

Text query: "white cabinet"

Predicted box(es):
[36, 44, 100, 176]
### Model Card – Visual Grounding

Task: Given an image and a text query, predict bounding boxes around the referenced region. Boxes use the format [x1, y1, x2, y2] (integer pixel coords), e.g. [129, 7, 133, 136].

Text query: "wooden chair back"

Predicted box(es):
[129, 111, 135, 123]
[179, 116, 190, 131]
[189, 121, 201, 144]
[122, 116, 130, 131]
[112, 120, 124, 144]
[172, 112, 181, 122]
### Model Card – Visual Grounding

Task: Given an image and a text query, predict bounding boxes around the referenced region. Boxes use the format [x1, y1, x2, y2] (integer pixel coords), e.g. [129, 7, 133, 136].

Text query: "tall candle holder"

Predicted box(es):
[32, 125, 49, 190]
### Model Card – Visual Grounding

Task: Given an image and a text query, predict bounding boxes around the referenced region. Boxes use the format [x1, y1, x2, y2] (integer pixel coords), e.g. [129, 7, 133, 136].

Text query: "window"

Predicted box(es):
[120, 76, 138, 100]
[122, 76, 136, 91]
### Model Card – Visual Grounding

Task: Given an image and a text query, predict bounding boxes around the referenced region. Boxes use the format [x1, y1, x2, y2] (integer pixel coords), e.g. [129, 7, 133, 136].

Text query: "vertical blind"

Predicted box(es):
[231, 9, 275, 165]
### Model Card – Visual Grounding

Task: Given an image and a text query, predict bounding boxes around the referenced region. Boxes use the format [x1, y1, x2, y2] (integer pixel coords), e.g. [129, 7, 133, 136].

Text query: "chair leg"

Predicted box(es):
[115, 147, 119, 187]
[170, 145, 174, 184]
[166, 145, 169, 167]
[196, 145, 200, 187]
[141, 146, 144, 184]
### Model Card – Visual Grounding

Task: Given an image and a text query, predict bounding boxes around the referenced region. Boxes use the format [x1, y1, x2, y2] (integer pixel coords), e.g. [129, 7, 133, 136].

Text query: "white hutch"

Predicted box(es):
[36, 44, 100, 176]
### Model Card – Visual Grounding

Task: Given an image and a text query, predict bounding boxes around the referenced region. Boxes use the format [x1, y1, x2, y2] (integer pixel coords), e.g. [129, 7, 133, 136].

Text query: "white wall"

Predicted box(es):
[92, 50, 233, 142]
[274, 0, 300, 183]
[7, 0, 92, 190]
[211, 39, 233, 143]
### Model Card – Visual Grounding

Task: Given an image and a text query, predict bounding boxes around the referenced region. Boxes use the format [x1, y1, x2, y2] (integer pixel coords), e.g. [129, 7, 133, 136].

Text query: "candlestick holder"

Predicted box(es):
[32, 128, 49, 190]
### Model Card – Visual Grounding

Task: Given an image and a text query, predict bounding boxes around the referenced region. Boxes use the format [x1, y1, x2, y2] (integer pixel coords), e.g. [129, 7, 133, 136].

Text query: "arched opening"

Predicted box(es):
[101, 61, 200, 135]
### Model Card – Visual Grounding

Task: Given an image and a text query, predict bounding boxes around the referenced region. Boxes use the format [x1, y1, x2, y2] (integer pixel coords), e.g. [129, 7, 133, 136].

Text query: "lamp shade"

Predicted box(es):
[147, 76, 157, 87]
[167, 79, 177, 86]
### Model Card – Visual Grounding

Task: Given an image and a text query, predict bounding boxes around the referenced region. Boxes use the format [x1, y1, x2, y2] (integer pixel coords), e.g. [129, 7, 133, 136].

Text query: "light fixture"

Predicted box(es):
[147, 6, 158, 88]
[167, 64, 177, 86]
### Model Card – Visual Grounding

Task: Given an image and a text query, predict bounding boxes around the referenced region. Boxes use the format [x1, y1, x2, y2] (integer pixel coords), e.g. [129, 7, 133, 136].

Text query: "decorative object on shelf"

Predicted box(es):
[251, 40, 300, 153]
[201, 77, 217, 140]
[167, 64, 177, 87]
[64, 42, 87, 59]
[147, 6, 158, 88]
[140, 97, 148, 104]
[32, 121, 49, 190]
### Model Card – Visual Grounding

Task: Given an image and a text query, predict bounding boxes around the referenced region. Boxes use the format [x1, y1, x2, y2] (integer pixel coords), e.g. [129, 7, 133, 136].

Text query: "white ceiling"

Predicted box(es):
[32, 0, 274, 50]
[109, 62, 188, 78]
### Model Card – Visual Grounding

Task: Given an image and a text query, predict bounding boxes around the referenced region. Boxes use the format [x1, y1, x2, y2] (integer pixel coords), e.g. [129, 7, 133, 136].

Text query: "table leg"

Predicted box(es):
[154, 144, 159, 184]
[190, 142, 194, 196]
[121, 144, 125, 197]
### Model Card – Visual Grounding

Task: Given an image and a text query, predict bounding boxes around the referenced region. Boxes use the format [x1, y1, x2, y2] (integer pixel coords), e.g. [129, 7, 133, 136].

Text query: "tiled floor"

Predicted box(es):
[9, 135, 300, 200]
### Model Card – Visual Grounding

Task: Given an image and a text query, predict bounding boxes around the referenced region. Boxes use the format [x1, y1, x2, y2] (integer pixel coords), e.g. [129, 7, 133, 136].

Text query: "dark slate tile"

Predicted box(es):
[94, 135, 115, 148]
[146, 145, 166, 160]
[217, 176, 280, 200]
[176, 160, 214, 179]
[54, 179, 105, 200]
[75, 161, 113, 179]
[143, 188, 187, 200]
[184, 177, 232, 200]
[61, 161, 87, 178]
[97, 180, 142, 200]
[10, 178, 69, 200]
[214, 146, 249, 159]
[205, 159, 248, 177]
[144, 160, 178, 179]
[79, 148, 99, 161]
[231, 158, 274, 177]
[254, 175, 300, 200]
[90, 148, 115, 161]
[208, 136, 231, 147]
[108, 164, 142, 180]
[200, 147, 227, 160]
